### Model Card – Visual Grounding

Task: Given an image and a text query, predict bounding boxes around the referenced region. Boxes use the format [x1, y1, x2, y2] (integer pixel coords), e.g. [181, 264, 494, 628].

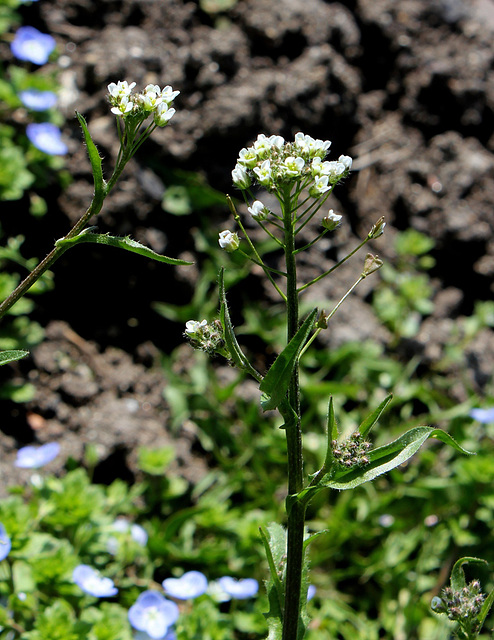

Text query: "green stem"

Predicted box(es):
[281, 185, 306, 640]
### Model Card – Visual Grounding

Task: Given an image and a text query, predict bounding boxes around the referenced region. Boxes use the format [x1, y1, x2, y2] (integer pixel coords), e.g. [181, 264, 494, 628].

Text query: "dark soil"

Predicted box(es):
[1, 0, 494, 494]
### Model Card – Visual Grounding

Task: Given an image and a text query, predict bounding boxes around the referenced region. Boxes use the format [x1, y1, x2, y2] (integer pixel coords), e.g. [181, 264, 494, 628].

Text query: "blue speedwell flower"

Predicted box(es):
[135, 632, 176, 640]
[73, 564, 118, 597]
[128, 590, 179, 639]
[107, 518, 148, 554]
[11, 26, 56, 65]
[19, 89, 57, 111]
[162, 570, 208, 600]
[469, 407, 494, 423]
[0, 524, 12, 561]
[26, 123, 68, 155]
[218, 576, 259, 599]
[15, 442, 60, 468]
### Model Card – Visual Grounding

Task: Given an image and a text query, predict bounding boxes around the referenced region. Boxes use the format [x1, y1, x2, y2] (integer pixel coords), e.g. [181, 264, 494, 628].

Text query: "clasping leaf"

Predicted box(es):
[260, 309, 317, 411]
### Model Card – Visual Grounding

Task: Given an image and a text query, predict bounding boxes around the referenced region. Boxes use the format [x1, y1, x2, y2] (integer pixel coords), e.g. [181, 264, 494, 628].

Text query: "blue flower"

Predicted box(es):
[307, 585, 316, 601]
[217, 576, 259, 599]
[19, 89, 57, 111]
[11, 26, 56, 65]
[108, 518, 148, 554]
[128, 591, 179, 639]
[15, 442, 60, 468]
[469, 407, 494, 423]
[73, 564, 118, 597]
[26, 123, 68, 155]
[0, 523, 12, 562]
[162, 570, 208, 600]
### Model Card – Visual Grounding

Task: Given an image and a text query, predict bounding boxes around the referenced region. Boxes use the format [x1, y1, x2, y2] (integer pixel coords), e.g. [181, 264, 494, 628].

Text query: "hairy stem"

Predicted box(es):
[281, 186, 306, 640]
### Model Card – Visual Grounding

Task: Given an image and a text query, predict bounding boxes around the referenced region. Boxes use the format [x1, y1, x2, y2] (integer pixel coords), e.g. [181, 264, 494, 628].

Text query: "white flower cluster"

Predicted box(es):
[107, 81, 179, 127]
[232, 132, 352, 193]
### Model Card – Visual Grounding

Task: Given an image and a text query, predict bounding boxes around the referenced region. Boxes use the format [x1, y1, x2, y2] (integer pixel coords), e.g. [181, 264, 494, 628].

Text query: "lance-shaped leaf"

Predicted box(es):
[218, 268, 262, 382]
[260, 524, 285, 640]
[55, 231, 192, 266]
[260, 309, 317, 411]
[478, 585, 494, 632]
[76, 112, 105, 201]
[359, 393, 393, 438]
[0, 350, 29, 366]
[297, 427, 474, 505]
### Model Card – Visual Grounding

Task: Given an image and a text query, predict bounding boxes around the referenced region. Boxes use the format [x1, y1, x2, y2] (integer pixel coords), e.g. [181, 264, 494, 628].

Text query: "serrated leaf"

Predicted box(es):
[0, 350, 29, 366]
[219, 268, 262, 382]
[359, 393, 393, 438]
[76, 112, 105, 200]
[56, 232, 192, 265]
[260, 309, 317, 411]
[298, 427, 474, 503]
[450, 556, 487, 592]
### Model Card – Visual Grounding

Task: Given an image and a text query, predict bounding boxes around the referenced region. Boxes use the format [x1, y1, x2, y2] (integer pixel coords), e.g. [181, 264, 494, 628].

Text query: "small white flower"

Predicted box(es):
[253, 134, 273, 157]
[232, 163, 251, 189]
[218, 230, 240, 252]
[160, 85, 180, 105]
[309, 175, 330, 197]
[322, 209, 342, 230]
[154, 103, 176, 126]
[338, 154, 352, 171]
[253, 159, 272, 187]
[281, 156, 305, 178]
[310, 157, 331, 177]
[185, 319, 207, 336]
[108, 80, 136, 100]
[110, 96, 134, 116]
[268, 134, 284, 149]
[139, 88, 162, 112]
[325, 161, 346, 179]
[247, 200, 269, 221]
[237, 147, 258, 168]
[310, 137, 331, 157]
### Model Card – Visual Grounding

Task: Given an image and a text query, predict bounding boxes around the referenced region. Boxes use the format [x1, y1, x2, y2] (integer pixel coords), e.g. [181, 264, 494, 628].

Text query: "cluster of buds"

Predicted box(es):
[432, 581, 485, 632]
[232, 132, 352, 194]
[184, 319, 226, 356]
[107, 81, 179, 127]
[332, 431, 371, 468]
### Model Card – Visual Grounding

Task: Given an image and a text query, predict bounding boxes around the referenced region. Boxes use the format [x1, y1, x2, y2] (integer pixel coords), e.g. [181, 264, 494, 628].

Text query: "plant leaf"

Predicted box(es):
[478, 585, 494, 632]
[260, 309, 317, 411]
[359, 394, 393, 438]
[298, 427, 474, 503]
[450, 556, 487, 592]
[0, 350, 29, 366]
[76, 112, 105, 200]
[218, 268, 262, 382]
[260, 523, 285, 640]
[56, 231, 192, 265]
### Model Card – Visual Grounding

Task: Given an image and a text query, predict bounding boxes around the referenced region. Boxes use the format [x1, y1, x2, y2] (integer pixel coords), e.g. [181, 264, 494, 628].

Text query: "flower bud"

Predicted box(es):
[247, 200, 269, 221]
[368, 216, 386, 239]
[232, 164, 251, 189]
[338, 154, 353, 171]
[218, 230, 240, 252]
[322, 210, 342, 231]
